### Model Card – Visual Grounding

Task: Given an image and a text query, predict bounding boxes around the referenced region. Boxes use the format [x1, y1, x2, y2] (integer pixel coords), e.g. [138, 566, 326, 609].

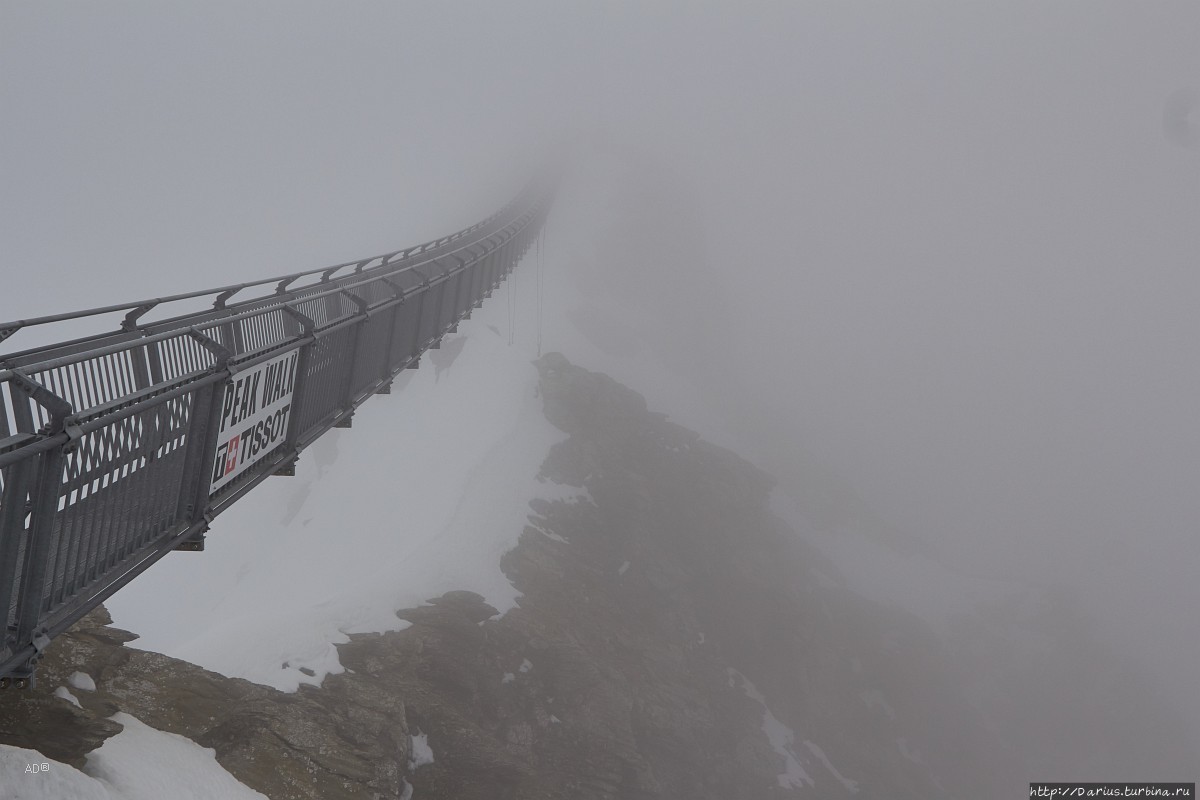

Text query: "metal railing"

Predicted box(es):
[0, 187, 551, 685]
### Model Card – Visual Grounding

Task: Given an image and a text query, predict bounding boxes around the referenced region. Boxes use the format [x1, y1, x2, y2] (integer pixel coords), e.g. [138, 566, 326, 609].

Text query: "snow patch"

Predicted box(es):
[803, 740, 859, 794]
[408, 733, 434, 770]
[536, 528, 569, 544]
[68, 671, 96, 692]
[84, 712, 267, 799]
[728, 669, 813, 789]
[54, 686, 82, 707]
[519, 658, 533, 673]
[617, 560, 631, 576]
[0, 746, 110, 800]
[535, 478, 591, 505]
[502, 672, 516, 684]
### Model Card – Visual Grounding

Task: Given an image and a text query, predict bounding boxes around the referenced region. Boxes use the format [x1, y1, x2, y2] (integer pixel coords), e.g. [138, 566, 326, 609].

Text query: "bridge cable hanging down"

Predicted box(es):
[0, 182, 553, 687]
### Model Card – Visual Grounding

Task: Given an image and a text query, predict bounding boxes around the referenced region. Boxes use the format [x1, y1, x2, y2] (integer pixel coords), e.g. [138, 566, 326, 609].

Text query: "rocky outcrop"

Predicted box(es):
[2, 353, 1018, 798]
[0, 604, 411, 798]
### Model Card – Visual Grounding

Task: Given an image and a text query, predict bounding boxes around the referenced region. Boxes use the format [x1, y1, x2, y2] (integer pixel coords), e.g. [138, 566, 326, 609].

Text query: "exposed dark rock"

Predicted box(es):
[2, 353, 1035, 798]
[1, 604, 411, 798]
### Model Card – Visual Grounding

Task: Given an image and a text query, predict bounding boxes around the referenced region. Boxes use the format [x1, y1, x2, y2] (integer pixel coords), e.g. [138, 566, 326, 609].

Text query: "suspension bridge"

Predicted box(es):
[0, 185, 552, 686]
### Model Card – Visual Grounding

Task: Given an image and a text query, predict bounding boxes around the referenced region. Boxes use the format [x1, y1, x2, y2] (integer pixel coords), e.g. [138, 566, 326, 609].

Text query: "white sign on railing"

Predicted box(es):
[209, 349, 299, 494]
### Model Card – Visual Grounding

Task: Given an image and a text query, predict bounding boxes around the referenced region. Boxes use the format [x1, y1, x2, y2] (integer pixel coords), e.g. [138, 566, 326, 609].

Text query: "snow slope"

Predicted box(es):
[0, 713, 265, 800]
[106, 295, 580, 691]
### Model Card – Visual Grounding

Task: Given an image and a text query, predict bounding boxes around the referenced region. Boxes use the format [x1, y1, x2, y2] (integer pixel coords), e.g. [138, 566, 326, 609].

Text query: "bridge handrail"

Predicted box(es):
[0, 207, 539, 434]
[0, 185, 552, 685]
[0, 195, 533, 366]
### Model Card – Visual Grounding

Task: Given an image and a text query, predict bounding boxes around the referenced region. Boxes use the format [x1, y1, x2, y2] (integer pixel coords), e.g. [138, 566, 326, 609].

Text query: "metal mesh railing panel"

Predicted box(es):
[295, 327, 356, 438]
[350, 311, 394, 398]
[0, 190, 550, 681]
[41, 390, 198, 617]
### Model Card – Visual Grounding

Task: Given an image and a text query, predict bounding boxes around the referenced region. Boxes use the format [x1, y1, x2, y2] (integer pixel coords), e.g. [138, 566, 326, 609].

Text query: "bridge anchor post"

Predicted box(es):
[174, 536, 205, 552]
[1, 628, 51, 689]
[174, 522, 209, 552]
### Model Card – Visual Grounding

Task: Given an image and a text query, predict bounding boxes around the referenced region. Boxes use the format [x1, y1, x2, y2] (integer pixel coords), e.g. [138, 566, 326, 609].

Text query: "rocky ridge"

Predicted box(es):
[1, 354, 1009, 798]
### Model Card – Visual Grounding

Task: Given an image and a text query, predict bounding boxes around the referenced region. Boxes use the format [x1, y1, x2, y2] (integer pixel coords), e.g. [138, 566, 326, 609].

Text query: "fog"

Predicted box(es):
[4, 0, 1198, 778]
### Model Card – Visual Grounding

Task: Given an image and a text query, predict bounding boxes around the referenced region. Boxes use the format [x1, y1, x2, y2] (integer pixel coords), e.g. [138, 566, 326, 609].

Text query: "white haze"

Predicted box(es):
[3, 0, 1198, 772]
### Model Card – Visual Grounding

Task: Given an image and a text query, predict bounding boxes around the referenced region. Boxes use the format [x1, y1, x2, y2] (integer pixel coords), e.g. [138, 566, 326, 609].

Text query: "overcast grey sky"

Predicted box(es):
[4, 0, 1199, 764]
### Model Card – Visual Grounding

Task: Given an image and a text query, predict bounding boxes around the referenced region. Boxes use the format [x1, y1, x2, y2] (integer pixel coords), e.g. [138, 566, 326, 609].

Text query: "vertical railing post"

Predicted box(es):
[428, 259, 452, 346]
[491, 239, 507, 292]
[446, 255, 467, 330]
[8, 380, 35, 435]
[131, 343, 152, 390]
[495, 234, 512, 289]
[408, 270, 431, 367]
[469, 252, 485, 309]
[336, 289, 370, 424]
[279, 305, 316, 460]
[12, 446, 64, 679]
[229, 319, 246, 356]
[505, 233, 514, 278]
[173, 329, 232, 550]
[472, 242, 495, 308]
[216, 319, 239, 357]
[0, 383, 11, 439]
[462, 245, 486, 317]
[134, 340, 170, 475]
[0, 452, 36, 661]
[378, 279, 404, 383]
[6, 371, 74, 682]
[481, 234, 504, 303]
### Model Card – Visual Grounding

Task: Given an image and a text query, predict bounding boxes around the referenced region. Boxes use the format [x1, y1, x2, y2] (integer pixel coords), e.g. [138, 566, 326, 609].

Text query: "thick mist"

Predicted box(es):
[577, 3, 1200, 741]
[4, 0, 1198, 774]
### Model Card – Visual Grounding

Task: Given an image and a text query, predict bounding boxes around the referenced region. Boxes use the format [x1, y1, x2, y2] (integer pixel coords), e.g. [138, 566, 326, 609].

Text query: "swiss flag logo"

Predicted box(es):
[224, 435, 240, 476]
